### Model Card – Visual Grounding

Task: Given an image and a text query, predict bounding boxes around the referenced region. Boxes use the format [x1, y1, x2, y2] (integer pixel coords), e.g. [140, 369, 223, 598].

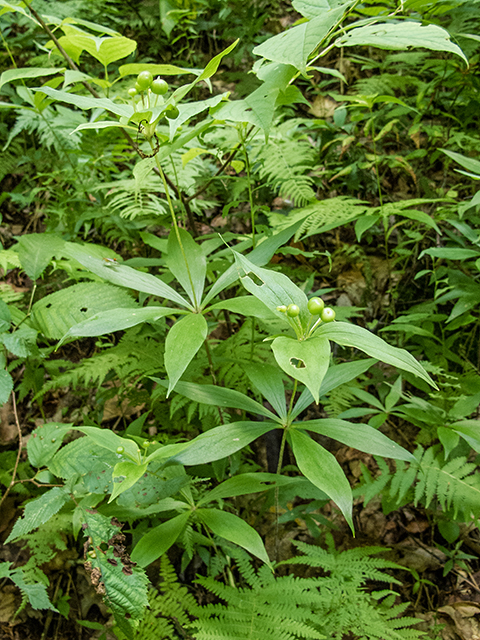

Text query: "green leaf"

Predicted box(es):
[27, 422, 72, 467]
[119, 63, 201, 77]
[0, 299, 11, 332]
[420, 248, 479, 260]
[62, 242, 190, 307]
[73, 427, 141, 463]
[15, 233, 63, 280]
[243, 362, 287, 419]
[271, 336, 330, 403]
[167, 229, 206, 307]
[154, 378, 278, 420]
[32, 87, 133, 118]
[289, 429, 353, 531]
[451, 420, 480, 452]
[81, 509, 149, 636]
[1, 564, 56, 611]
[0, 67, 63, 91]
[165, 313, 208, 396]
[31, 282, 138, 340]
[292, 0, 331, 19]
[199, 472, 293, 505]
[298, 419, 414, 461]
[197, 39, 239, 83]
[60, 306, 179, 343]
[173, 421, 277, 466]
[253, 6, 346, 72]
[198, 508, 271, 566]
[6, 487, 71, 543]
[109, 462, 148, 503]
[131, 511, 190, 567]
[440, 149, 480, 176]
[234, 250, 309, 329]
[334, 22, 468, 65]
[207, 296, 276, 320]
[0, 370, 13, 405]
[314, 322, 436, 388]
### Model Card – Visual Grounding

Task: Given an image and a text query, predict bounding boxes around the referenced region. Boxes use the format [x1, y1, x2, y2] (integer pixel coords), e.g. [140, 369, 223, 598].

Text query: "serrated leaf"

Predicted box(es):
[31, 282, 138, 340]
[27, 422, 72, 467]
[15, 233, 63, 280]
[81, 509, 149, 635]
[0, 369, 13, 405]
[6, 487, 71, 543]
[334, 22, 468, 65]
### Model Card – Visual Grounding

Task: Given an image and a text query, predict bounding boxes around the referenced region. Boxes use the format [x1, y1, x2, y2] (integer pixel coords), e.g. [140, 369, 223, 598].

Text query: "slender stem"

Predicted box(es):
[241, 136, 256, 248]
[275, 428, 288, 476]
[249, 317, 255, 360]
[287, 378, 298, 418]
[152, 147, 199, 309]
[0, 392, 23, 507]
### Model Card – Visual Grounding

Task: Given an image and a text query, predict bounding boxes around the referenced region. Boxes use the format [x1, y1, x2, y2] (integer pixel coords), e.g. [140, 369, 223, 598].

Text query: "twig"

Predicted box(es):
[0, 392, 23, 507]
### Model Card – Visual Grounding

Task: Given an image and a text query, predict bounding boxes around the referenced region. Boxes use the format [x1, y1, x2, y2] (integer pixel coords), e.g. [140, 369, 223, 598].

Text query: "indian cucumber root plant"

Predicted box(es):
[1, 0, 480, 638]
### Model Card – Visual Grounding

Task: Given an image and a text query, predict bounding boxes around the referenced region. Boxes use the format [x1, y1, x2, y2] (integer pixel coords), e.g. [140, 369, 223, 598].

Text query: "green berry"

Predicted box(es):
[308, 297, 324, 315]
[151, 77, 168, 95]
[321, 307, 335, 323]
[287, 304, 300, 318]
[142, 440, 150, 448]
[128, 87, 137, 98]
[134, 82, 143, 93]
[165, 104, 179, 119]
[136, 70, 153, 90]
[116, 446, 124, 454]
[276, 305, 287, 313]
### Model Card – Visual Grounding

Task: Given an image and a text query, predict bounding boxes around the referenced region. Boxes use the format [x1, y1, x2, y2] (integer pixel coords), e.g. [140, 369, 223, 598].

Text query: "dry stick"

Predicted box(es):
[0, 392, 23, 508]
[28, 5, 198, 235]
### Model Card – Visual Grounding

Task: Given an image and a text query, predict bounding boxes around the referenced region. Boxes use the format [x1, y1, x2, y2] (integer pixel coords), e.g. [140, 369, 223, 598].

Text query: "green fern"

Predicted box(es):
[133, 555, 197, 639]
[193, 543, 423, 640]
[356, 446, 480, 520]
[0, 140, 23, 182]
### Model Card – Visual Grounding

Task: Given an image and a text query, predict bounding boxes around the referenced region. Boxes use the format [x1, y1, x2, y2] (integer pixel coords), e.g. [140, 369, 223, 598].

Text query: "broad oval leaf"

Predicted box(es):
[271, 336, 330, 403]
[289, 429, 353, 531]
[131, 511, 190, 567]
[167, 228, 206, 307]
[197, 508, 271, 566]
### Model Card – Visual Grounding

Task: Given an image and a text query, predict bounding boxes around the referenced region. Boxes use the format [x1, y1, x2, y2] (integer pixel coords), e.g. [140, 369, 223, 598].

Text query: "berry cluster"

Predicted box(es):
[128, 71, 179, 120]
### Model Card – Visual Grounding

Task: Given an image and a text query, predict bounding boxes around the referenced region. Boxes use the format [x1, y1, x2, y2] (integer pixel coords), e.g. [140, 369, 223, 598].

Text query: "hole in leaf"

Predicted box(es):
[247, 271, 264, 287]
[45, 303, 52, 309]
[289, 358, 306, 369]
[80, 307, 88, 312]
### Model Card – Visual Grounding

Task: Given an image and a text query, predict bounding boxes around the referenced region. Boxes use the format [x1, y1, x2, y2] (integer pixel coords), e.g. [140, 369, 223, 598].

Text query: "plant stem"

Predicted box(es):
[240, 134, 256, 249]
[152, 147, 199, 309]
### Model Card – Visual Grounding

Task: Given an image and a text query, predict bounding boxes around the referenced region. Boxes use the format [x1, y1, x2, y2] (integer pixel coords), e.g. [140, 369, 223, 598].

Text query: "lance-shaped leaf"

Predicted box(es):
[243, 362, 287, 420]
[198, 508, 271, 566]
[172, 421, 277, 466]
[167, 228, 206, 307]
[109, 462, 149, 503]
[199, 472, 294, 505]
[59, 306, 179, 344]
[131, 511, 190, 567]
[153, 378, 278, 421]
[334, 22, 468, 65]
[165, 313, 208, 396]
[0, 67, 64, 90]
[73, 427, 141, 463]
[298, 419, 414, 461]
[234, 250, 309, 328]
[32, 87, 133, 118]
[62, 242, 190, 307]
[208, 296, 276, 320]
[289, 429, 353, 531]
[271, 336, 330, 403]
[315, 322, 436, 388]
